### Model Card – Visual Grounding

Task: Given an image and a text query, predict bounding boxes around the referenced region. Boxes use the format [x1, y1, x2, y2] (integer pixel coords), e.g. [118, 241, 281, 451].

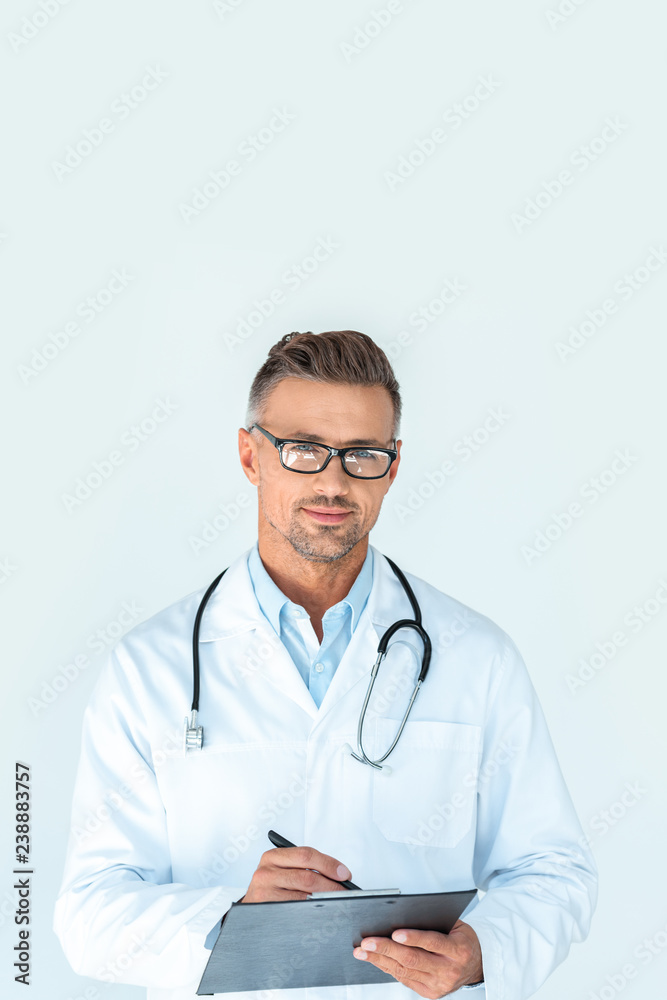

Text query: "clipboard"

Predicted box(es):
[197, 887, 476, 994]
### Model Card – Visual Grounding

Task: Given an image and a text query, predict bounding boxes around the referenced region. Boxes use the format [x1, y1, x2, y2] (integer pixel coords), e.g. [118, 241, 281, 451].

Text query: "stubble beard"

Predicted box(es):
[258, 483, 370, 563]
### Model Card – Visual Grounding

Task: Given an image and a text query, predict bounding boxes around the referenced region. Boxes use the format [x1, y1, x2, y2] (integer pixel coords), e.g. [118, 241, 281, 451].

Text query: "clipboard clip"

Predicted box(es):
[307, 888, 401, 899]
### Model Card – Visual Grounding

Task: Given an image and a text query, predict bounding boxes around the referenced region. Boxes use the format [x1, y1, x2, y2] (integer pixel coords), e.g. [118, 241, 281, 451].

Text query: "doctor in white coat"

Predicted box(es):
[54, 329, 597, 1000]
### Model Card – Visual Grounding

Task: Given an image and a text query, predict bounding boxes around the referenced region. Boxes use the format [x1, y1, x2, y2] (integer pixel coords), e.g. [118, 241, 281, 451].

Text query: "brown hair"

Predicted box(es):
[245, 330, 402, 438]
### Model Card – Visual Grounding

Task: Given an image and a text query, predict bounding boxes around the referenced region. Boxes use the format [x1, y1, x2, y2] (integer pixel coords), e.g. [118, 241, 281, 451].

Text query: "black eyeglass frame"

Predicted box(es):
[249, 423, 398, 480]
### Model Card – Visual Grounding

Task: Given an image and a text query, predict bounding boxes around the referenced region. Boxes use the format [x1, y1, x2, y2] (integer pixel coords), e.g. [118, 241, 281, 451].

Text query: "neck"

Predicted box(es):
[256, 529, 368, 624]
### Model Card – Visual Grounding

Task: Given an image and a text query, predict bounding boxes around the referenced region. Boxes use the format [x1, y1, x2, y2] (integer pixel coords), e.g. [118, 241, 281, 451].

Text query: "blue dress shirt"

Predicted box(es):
[246, 542, 374, 708]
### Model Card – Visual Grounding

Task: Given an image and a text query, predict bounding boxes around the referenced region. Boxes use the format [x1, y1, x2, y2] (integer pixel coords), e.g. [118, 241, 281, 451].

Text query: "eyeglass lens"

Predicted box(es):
[282, 442, 390, 477]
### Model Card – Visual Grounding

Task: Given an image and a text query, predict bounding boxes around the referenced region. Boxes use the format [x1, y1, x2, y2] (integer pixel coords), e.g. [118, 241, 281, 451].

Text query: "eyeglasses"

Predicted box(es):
[250, 423, 397, 480]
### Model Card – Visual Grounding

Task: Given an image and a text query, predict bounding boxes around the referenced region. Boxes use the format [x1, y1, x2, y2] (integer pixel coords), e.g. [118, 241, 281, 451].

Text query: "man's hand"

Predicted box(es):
[240, 845, 353, 903]
[352, 919, 483, 998]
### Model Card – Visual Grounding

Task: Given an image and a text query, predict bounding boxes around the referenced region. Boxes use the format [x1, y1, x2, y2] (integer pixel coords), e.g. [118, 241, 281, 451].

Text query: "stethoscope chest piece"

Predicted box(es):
[184, 710, 203, 752]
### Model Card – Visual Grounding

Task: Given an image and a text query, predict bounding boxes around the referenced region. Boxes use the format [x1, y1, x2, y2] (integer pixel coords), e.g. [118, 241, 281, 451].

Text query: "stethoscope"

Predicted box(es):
[184, 555, 432, 771]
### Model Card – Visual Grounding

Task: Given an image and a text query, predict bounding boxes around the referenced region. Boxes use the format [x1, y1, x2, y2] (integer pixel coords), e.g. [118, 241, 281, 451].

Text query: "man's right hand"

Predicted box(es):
[240, 846, 353, 902]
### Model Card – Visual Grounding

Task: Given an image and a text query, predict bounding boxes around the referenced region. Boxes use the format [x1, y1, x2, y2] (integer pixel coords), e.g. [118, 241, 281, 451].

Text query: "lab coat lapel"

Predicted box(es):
[197, 548, 319, 721]
[249, 621, 319, 720]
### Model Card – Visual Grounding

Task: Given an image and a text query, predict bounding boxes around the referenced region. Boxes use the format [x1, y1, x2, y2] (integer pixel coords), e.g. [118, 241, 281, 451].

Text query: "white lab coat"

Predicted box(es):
[53, 545, 596, 1000]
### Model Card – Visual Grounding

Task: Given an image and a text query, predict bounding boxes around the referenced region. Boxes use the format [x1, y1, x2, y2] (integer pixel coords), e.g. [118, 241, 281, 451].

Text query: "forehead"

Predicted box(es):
[261, 378, 394, 445]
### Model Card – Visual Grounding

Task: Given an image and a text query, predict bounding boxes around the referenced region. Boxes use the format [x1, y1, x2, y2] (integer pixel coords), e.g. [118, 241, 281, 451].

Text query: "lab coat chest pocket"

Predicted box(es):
[372, 719, 481, 849]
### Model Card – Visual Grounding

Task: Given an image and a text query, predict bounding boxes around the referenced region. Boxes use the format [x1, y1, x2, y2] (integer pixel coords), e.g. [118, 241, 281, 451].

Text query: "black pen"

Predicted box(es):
[267, 829, 362, 890]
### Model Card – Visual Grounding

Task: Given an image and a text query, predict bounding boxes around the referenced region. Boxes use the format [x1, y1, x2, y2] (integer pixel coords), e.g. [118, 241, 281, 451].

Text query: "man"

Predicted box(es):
[54, 330, 597, 999]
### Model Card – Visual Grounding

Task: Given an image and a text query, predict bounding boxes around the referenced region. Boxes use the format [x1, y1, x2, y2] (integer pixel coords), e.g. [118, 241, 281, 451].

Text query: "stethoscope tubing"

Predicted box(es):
[191, 568, 227, 714]
[187, 554, 430, 764]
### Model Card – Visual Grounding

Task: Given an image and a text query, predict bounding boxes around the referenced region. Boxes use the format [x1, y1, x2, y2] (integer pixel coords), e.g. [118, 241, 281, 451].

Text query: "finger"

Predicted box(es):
[263, 846, 352, 883]
[397, 979, 445, 1000]
[353, 947, 433, 989]
[391, 927, 452, 956]
[276, 864, 350, 896]
[359, 936, 432, 973]
[252, 859, 349, 896]
[392, 924, 480, 977]
[244, 886, 314, 902]
[244, 864, 347, 903]
[353, 948, 448, 999]
[394, 979, 445, 1000]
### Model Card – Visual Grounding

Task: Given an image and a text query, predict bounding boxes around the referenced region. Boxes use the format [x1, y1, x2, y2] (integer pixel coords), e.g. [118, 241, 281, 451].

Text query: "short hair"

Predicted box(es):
[245, 330, 402, 439]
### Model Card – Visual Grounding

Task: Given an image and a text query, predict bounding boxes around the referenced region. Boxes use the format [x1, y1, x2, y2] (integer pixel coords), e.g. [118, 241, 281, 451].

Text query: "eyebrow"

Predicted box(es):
[287, 431, 391, 448]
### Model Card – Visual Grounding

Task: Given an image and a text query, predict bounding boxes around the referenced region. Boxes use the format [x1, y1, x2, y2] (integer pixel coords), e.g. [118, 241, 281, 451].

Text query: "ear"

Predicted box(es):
[385, 439, 402, 491]
[238, 427, 260, 486]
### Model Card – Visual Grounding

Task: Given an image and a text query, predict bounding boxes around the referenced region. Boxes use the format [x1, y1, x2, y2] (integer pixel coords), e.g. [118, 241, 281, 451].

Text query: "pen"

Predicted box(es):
[267, 829, 362, 890]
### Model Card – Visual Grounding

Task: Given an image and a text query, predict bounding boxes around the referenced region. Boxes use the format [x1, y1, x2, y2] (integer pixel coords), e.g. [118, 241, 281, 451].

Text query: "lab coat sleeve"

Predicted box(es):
[461, 635, 598, 1000]
[53, 643, 246, 989]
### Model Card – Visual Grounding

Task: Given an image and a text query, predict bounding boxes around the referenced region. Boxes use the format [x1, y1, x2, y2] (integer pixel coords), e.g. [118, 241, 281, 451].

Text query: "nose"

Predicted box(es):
[311, 454, 351, 497]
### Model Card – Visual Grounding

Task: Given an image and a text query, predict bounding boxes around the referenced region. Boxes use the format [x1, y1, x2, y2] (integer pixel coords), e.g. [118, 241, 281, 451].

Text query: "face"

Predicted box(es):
[238, 378, 402, 563]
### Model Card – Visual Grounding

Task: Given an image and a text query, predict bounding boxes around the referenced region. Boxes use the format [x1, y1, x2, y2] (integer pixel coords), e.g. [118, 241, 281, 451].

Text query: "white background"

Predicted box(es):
[1, 1, 666, 998]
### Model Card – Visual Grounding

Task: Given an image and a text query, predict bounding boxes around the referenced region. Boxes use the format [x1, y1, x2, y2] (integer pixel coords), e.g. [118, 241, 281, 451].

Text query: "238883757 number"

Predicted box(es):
[15, 762, 31, 862]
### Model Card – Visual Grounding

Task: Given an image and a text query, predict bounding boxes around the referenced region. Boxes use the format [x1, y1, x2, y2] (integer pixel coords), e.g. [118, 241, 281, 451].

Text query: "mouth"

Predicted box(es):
[302, 507, 352, 525]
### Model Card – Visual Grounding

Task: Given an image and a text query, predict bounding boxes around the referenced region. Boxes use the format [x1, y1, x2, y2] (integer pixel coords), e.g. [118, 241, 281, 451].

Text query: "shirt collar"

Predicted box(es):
[247, 542, 374, 636]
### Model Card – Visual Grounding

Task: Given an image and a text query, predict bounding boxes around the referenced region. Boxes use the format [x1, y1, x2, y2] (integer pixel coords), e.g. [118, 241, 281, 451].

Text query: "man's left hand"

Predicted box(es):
[352, 919, 483, 998]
